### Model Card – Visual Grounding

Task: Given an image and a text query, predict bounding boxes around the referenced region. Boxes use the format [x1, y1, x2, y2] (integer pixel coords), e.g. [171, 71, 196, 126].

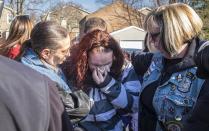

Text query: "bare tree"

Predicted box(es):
[7, 0, 29, 15]
[4, 0, 54, 22]
[46, 1, 87, 32]
[154, 0, 199, 6]
[95, 0, 147, 28]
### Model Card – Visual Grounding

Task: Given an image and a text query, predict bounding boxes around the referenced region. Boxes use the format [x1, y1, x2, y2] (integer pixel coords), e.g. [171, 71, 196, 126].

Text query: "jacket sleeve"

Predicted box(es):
[99, 64, 141, 113]
[58, 88, 90, 122]
[48, 80, 73, 131]
[131, 52, 153, 76]
[183, 80, 209, 131]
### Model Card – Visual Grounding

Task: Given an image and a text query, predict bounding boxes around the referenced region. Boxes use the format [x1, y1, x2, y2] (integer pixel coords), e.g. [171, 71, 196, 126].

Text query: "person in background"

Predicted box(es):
[123, 50, 131, 62]
[83, 17, 107, 34]
[183, 42, 209, 131]
[71, 17, 107, 46]
[123, 50, 140, 131]
[0, 15, 33, 59]
[64, 30, 141, 131]
[132, 3, 205, 131]
[19, 21, 71, 92]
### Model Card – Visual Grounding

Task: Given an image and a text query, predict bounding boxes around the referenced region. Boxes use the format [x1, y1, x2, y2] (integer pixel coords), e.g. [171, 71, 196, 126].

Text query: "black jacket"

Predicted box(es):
[183, 80, 209, 131]
[183, 41, 209, 131]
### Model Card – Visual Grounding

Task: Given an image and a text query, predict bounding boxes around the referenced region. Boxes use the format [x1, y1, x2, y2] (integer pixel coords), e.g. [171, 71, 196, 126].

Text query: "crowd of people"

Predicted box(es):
[1, 1, 209, 131]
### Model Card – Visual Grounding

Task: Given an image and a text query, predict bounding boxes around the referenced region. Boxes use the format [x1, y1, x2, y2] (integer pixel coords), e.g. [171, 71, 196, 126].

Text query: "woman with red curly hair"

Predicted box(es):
[64, 30, 141, 130]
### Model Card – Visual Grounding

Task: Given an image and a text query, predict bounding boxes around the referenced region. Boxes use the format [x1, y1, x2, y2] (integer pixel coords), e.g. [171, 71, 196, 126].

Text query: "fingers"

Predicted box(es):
[97, 68, 104, 80]
[92, 69, 100, 84]
[105, 65, 110, 72]
[97, 67, 105, 75]
[92, 65, 111, 85]
[92, 67, 108, 85]
[104, 70, 108, 77]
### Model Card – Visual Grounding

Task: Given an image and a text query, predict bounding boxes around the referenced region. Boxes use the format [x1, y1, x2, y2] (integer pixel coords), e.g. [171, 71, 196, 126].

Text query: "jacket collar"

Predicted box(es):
[24, 48, 57, 71]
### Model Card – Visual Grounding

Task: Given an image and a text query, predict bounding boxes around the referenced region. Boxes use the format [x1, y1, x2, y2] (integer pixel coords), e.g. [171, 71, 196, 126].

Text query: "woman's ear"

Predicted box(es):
[40, 49, 51, 60]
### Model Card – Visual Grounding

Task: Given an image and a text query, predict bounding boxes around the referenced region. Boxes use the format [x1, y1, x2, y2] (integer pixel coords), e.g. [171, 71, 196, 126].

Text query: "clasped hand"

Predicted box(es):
[92, 65, 110, 85]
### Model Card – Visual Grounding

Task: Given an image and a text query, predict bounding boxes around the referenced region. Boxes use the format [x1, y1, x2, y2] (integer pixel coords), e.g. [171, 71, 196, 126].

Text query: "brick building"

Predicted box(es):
[41, 5, 89, 41]
[0, 6, 14, 39]
[79, 1, 151, 34]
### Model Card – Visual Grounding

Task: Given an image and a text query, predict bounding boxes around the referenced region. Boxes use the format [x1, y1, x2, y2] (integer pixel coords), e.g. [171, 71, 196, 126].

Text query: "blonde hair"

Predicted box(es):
[144, 3, 203, 57]
[0, 15, 33, 55]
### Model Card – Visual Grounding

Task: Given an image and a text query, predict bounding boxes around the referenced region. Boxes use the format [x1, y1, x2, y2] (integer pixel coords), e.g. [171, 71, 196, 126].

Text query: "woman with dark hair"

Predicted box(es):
[19, 21, 71, 92]
[19, 21, 92, 127]
[64, 30, 141, 130]
[0, 15, 33, 59]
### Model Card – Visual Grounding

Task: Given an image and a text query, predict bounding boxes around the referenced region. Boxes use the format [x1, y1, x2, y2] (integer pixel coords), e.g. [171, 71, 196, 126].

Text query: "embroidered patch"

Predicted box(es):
[165, 121, 183, 131]
[150, 62, 156, 72]
[168, 106, 175, 114]
[176, 74, 183, 82]
[178, 78, 192, 93]
[170, 83, 176, 91]
[186, 72, 195, 80]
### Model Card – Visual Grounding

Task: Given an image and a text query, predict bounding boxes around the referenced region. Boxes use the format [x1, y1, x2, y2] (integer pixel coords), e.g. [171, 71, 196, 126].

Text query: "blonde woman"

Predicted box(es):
[132, 3, 207, 131]
[0, 15, 33, 59]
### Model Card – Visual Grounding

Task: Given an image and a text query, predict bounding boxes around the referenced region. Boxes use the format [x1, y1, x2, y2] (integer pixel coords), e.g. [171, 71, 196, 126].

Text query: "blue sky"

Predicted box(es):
[71, 0, 103, 12]
[71, 0, 153, 12]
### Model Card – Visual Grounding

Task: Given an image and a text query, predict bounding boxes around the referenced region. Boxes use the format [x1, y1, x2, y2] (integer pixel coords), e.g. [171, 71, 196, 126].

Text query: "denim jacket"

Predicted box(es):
[142, 53, 204, 131]
[21, 48, 71, 92]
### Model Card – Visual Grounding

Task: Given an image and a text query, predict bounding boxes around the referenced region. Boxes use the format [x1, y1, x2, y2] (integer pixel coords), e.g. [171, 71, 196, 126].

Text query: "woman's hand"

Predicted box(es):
[92, 66, 110, 85]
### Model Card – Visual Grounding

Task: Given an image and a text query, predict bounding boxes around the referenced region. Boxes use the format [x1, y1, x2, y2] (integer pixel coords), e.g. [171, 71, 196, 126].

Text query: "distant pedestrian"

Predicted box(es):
[0, 15, 33, 59]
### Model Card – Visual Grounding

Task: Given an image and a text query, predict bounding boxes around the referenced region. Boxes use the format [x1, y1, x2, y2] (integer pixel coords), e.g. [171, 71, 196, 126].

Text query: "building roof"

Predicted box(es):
[138, 7, 152, 15]
[51, 4, 90, 15]
[110, 26, 146, 41]
[110, 26, 144, 35]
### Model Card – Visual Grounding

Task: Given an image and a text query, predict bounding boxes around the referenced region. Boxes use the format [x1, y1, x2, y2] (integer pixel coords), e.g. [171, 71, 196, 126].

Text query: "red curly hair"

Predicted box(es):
[65, 30, 124, 90]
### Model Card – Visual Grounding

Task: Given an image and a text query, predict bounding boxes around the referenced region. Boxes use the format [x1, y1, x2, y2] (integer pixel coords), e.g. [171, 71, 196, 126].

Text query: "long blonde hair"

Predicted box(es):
[0, 15, 33, 55]
[144, 3, 203, 57]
